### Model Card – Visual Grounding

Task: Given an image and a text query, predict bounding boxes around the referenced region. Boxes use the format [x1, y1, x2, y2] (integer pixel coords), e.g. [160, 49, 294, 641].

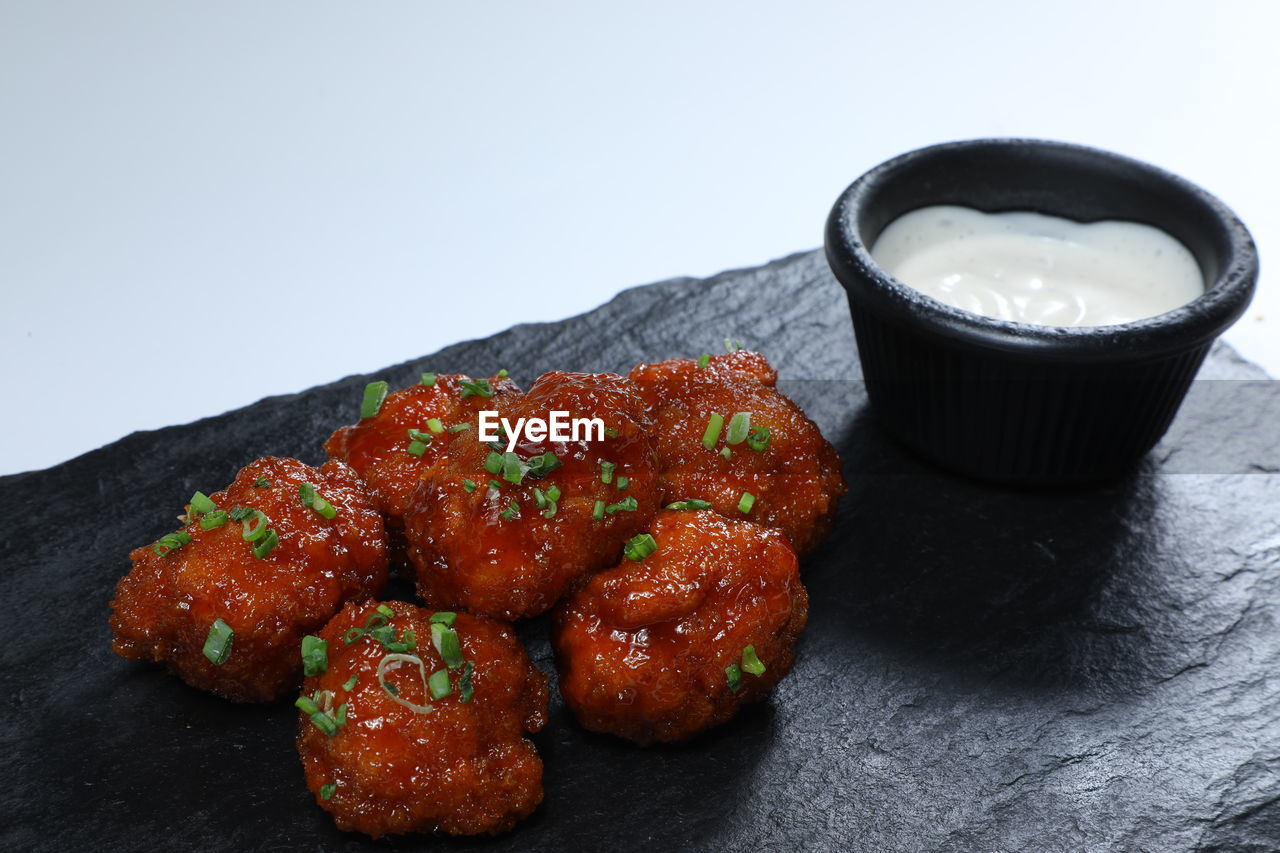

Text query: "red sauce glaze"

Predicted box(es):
[552, 509, 807, 745]
[109, 457, 389, 702]
[403, 372, 662, 620]
[628, 350, 847, 554]
[323, 373, 522, 522]
[296, 601, 547, 837]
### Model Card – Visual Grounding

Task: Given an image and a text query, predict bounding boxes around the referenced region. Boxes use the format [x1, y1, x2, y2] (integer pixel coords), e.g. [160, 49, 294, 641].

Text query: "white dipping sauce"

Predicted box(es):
[870, 205, 1204, 327]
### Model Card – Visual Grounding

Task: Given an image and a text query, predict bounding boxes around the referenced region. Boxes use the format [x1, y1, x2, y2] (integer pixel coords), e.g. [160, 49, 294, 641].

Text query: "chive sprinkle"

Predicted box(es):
[463, 478, 478, 493]
[502, 452, 524, 485]
[616, 475, 629, 490]
[431, 623, 465, 670]
[666, 498, 713, 510]
[299, 482, 337, 519]
[592, 500, 605, 521]
[448, 422, 472, 433]
[429, 611, 457, 627]
[203, 619, 234, 665]
[295, 696, 320, 715]
[742, 645, 766, 676]
[623, 533, 657, 561]
[488, 479, 502, 492]
[524, 451, 562, 478]
[726, 412, 751, 445]
[599, 460, 616, 484]
[542, 484, 561, 519]
[696, 353, 711, 369]
[199, 510, 228, 530]
[252, 476, 271, 488]
[252, 528, 279, 558]
[190, 491, 217, 515]
[737, 492, 755, 514]
[407, 428, 434, 443]
[723, 338, 743, 353]
[309, 711, 338, 737]
[360, 381, 389, 418]
[376, 604, 394, 619]
[228, 505, 253, 522]
[428, 669, 451, 700]
[720, 447, 733, 460]
[427, 418, 445, 434]
[458, 378, 494, 398]
[484, 451, 504, 475]
[320, 783, 336, 801]
[152, 531, 191, 557]
[301, 635, 328, 676]
[500, 498, 520, 521]
[407, 440, 428, 457]
[342, 674, 358, 691]
[605, 496, 638, 514]
[747, 425, 771, 452]
[241, 510, 270, 542]
[420, 372, 437, 387]
[702, 413, 724, 450]
[725, 663, 743, 693]
[496, 368, 509, 379]
[459, 661, 475, 703]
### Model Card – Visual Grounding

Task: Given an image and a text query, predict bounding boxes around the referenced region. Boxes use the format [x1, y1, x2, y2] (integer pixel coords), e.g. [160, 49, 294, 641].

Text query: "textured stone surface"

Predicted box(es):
[2, 249, 1278, 852]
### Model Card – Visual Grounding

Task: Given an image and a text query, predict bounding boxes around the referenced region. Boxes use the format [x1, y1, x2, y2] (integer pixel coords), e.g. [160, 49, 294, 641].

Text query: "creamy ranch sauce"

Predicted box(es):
[870, 205, 1204, 327]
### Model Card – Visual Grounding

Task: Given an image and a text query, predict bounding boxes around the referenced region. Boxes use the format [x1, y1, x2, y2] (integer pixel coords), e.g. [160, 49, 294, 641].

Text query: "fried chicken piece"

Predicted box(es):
[628, 349, 846, 554]
[404, 371, 661, 620]
[552, 509, 807, 745]
[109, 457, 389, 702]
[323, 372, 522, 528]
[296, 601, 547, 837]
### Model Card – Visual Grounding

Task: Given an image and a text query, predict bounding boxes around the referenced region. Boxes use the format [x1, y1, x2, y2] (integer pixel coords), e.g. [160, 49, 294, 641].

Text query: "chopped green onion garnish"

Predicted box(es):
[484, 451, 504, 475]
[747, 425, 771, 452]
[252, 528, 279, 558]
[334, 702, 348, 726]
[605, 497, 638, 514]
[532, 487, 548, 509]
[190, 491, 216, 515]
[603, 426, 619, 438]
[342, 674, 358, 692]
[496, 368, 509, 379]
[448, 422, 472, 433]
[429, 611, 457, 627]
[502, 452, 524, 485]
[252, 476, 271, 488]
[431, 623, 465, 670]
[203, 619, 234, 665]
[542, 484, 561, 519]
[724, 338, 742, 353]
[524, 451, 561, 478]
[301, 635, 328, 676]
[382, 680, 398, 695]
[720, 447, 732, 460]
[726, 412, 751, 445]
[407, 439, 428, 457]
[741, 645, 766, 676]
[458, 377, 494, 398]
[407, 428, 434, 443]
[228, 505, 252, 522]
[459, 661, 475, 703]
[241, 510, 270, 542]
[299, 482, 337, 519]
[309, 711, 338, 737]
[295, 696, 320, 715]
[360, 381, 389, 418]
[725, 663, 743, 692]
[737, 492, 755, 514]
[696, 353, 711, 369]
[623, 533, 657, 561]
[463, 478, 478, 493]
[702, 413, 724, 450]
[428, 668, 451, 700]
[320, 783, 336, 801]
[488, 479, 502, 492]
[199, 510, 228, 530]
[666, 498, 713, 511]
[420, 372, 437, 387]
[427, 418, 445, 434]
[376, 604, 394, 619]
[152, 531, 192, 557]
[592, 500, 605, 521]
[500, 498, 520, 521]
[599, 460, 616, 484]
[616, 475, 629, 490]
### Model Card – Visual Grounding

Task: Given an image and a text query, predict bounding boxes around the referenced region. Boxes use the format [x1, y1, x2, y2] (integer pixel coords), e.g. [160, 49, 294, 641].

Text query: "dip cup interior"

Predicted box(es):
[825, 138, 1259, 484]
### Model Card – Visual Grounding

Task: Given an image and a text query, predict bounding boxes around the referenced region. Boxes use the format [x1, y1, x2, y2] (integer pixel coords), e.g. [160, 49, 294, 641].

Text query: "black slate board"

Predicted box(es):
[3, 250, 1280, 852]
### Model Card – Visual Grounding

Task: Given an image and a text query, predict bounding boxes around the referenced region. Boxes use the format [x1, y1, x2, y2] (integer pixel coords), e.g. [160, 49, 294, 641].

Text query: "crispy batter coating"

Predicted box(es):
[297, 601, 547, 837]
[553, 510, 807, 745]
[110, 457, 389, 702]
[324, 373, 522, 523]
[628, 350, 846, 554]
[404, 371, 662, 620]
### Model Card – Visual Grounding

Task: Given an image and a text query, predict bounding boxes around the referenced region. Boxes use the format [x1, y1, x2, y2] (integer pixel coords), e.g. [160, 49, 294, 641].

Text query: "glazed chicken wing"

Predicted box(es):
[110, 457, 389, 702]
[403, 371, 662, 620]
[628, 349, 846, 554]
[296, 601, 547, 837]
[553, 509, 807, 744]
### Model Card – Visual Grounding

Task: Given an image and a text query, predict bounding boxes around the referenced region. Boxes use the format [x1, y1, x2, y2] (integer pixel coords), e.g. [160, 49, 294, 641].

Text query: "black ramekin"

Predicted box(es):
[825, 138, 1259, 484]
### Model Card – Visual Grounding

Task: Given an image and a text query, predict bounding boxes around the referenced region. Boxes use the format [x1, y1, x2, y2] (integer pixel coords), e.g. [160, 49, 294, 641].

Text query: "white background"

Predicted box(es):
[3, 1, 1277, 476]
